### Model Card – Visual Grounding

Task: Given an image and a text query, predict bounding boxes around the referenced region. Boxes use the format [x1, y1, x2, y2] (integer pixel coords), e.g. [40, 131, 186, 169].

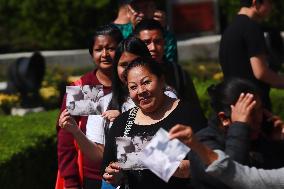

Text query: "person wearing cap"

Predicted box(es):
[219, 0, 284, 111]
[114, 0, 178, 63]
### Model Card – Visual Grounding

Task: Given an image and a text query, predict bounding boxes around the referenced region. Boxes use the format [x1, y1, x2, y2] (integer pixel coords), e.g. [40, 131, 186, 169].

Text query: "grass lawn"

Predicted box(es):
[0, 110, 59, 164]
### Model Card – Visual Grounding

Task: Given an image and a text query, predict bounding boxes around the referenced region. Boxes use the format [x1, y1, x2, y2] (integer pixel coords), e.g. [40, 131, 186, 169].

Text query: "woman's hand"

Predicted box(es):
[58, 109, 80, 135]
[169, 124, 218, 165]
[230, 93, 256, 124]
[103, 162, 122, 185]
[169, 124, 195, 148]
[102, 110, 121, 122]
[173, 160, 190, 178]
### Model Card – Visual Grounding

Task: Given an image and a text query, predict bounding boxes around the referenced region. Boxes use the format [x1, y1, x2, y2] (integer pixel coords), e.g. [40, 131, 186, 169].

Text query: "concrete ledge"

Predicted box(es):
[1, 32, 284, 68]
[11, 107, 45, 116]
[0, 49, 93, 68]
[178, 35, 221, 62]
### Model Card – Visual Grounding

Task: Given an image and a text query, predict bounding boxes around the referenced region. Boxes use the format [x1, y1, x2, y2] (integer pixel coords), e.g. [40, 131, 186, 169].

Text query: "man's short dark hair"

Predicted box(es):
[240, 0, 263, 7]
[133, 19, 164, 36]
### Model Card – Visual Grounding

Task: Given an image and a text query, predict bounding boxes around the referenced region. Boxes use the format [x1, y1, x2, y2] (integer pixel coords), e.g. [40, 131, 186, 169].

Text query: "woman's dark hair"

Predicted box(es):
[123, 56, 163, 82]
[207, 78, 262, 118]
[88, 24, 123, 56]
[104, 36, 152, 135]
[108, 36, 151, 111]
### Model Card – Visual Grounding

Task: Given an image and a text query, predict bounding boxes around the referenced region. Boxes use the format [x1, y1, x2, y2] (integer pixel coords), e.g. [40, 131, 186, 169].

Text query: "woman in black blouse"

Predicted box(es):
[102, 57, 205, 189]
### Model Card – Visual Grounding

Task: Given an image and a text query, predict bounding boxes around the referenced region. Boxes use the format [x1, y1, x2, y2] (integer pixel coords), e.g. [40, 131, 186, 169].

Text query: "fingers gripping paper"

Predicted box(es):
[140, 128, 190, 182]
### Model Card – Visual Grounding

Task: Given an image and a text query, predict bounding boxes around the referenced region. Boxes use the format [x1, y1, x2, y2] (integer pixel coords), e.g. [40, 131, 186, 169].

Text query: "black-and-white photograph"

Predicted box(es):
[116, 136, 152, 170]
[66, 85, 104, 116]
[140, 128, 190, 182]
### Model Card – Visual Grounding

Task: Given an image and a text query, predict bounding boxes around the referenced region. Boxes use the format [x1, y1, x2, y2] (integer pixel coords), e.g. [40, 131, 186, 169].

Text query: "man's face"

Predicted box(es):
[138, 29, 164, 63]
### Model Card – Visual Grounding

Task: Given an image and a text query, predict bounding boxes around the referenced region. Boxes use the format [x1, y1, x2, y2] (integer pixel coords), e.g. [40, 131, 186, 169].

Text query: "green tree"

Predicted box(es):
[0, 0, 116, 53]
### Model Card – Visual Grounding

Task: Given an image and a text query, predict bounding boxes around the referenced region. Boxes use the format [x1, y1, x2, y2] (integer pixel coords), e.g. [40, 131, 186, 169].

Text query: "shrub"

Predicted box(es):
[193, 79, 284, 119]
[0, 93, 20, 114]
[0, 110, 59, 189]
[0, 0, 116, 53]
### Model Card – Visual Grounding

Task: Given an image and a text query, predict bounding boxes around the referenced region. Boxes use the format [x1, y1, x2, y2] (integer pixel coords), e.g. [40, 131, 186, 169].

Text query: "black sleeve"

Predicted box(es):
[189, 127, 230, 189]
[189, 151, 230, 189]
[179, 67, 207, 128]
[225, 121, 251, 163]
[178, 100, 207, 133]
[189, 122, 250, 189]
[244, 22, 267, 58]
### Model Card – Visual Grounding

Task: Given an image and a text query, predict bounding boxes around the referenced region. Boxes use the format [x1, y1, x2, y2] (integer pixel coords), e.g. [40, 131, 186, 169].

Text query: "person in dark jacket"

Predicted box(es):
[189, 78, 284, 189]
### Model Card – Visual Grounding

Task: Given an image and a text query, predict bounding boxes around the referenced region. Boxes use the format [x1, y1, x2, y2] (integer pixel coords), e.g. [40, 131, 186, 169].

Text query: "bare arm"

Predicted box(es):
[250, 55, 284, 88]
[59, 109, 104, 162]
[70, 128, 104, 162]
[173, 160, 190, 178]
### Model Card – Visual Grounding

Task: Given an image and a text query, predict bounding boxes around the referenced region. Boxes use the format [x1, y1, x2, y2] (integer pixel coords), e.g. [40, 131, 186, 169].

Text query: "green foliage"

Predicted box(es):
[194, 79, 216, 117]
[270, 88, 284, 118]
[193, 79, 284, 119]
[0, 0, 116, 53]
[0, 110, 58, 163]
[183, 63, 284, 119]
[0, 110, 59, 189]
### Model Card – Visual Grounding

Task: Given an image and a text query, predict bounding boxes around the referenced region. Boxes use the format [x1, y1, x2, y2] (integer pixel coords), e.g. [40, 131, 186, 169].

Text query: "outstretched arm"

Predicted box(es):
[59, 109, 104, 162]
[206, 150, 284, 189]
[169, 124, 284, 189]
[169, 124, 218, 166]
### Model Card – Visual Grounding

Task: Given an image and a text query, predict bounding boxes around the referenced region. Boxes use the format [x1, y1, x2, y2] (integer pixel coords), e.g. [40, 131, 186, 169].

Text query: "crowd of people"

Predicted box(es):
[55, 0, 284, 189]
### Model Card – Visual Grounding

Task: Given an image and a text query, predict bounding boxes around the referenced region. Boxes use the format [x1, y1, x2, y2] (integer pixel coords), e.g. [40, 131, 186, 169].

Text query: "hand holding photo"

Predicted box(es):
[116, 136, 152, 170]
[140, 128, 190, 182]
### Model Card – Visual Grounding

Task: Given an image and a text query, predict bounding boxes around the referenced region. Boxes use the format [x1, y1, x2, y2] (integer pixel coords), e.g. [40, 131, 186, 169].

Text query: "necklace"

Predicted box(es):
[136, 97, 178, 125]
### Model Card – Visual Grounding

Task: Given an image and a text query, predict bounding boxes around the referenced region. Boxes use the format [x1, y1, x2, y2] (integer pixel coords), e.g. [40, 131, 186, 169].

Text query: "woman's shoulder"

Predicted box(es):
[174, 100, 201, 117]
[71, 69, 98, 86]
[173, 100, 207, 131]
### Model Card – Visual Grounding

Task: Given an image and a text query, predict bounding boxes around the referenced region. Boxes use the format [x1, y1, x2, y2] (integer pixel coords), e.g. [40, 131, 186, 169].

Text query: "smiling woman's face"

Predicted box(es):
[126, 65, 165, 113]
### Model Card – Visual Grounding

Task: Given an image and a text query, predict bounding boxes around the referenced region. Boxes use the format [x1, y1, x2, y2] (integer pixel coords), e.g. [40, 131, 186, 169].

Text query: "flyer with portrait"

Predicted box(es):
[116, 136, 152, 170]
[140, 128, 191, 182]
[66, 85, 105, 116]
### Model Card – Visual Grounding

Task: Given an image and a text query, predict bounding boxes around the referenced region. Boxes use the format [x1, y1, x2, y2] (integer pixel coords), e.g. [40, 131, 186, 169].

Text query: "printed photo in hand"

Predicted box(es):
[116, 136, 152, 170]
[140, 128, 191, 182]
[66, 85, 104, 116]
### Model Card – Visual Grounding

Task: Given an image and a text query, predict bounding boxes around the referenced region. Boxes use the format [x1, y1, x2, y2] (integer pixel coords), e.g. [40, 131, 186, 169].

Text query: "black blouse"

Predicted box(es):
[102, 100, 205, 189]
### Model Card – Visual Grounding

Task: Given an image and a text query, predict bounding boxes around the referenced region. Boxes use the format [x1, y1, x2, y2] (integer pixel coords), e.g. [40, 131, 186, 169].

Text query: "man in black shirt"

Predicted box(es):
[219, 0, 284, 110]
